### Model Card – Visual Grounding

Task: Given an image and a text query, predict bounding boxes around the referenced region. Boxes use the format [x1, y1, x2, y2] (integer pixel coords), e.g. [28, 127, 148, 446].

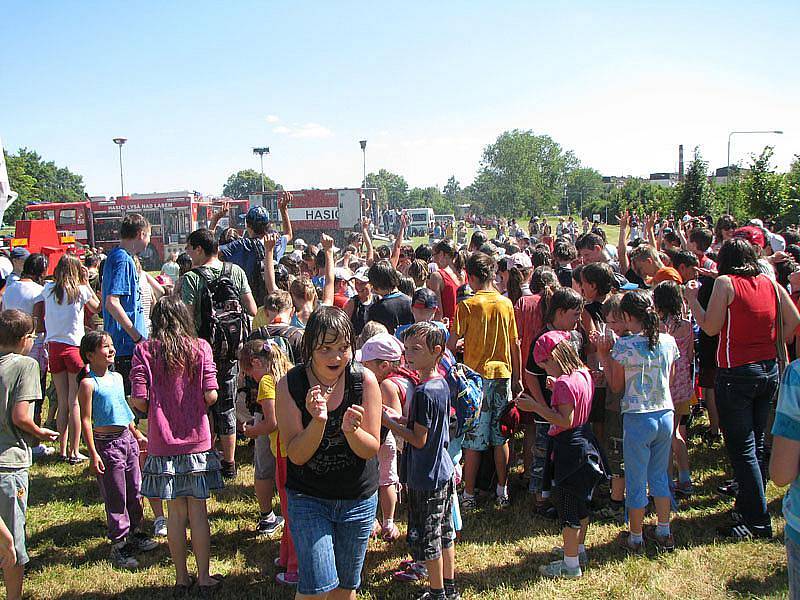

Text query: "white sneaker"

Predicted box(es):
[153, 516, 167, 537]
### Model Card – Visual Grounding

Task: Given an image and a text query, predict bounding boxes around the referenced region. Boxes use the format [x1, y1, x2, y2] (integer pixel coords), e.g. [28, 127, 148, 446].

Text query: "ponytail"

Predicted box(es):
[620, 290, 661, 351]
[507, 266, 531, 304]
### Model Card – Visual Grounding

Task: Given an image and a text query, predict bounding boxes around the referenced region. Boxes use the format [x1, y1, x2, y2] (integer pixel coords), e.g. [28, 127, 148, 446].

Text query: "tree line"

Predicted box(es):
[5, 133, 800, 228]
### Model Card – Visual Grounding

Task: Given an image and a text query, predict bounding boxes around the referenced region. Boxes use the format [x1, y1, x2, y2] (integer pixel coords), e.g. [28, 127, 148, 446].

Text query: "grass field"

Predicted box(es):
[22, 412, 790, 599]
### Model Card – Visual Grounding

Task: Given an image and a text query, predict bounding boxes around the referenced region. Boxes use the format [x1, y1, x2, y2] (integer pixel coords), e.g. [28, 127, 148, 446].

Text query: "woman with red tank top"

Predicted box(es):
[428, 239, 463, 322]
[686, 237, 800, 541]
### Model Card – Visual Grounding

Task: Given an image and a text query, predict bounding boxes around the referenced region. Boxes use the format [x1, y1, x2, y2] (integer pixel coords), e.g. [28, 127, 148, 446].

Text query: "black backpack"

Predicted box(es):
[192, 263, 250, 363]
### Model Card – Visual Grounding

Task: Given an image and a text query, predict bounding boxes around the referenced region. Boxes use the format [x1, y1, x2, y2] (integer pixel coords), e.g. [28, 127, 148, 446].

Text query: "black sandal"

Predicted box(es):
[198, 574, 224, 596]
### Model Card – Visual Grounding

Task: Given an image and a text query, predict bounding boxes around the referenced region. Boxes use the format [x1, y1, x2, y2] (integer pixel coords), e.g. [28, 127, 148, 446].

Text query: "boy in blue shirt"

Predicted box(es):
[383, 321, 458, 600]
[770, 360, 800, 596]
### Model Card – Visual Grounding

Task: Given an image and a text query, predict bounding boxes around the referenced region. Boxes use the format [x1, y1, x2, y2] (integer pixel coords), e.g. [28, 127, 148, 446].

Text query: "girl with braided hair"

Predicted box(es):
[593, 289, 679, 554]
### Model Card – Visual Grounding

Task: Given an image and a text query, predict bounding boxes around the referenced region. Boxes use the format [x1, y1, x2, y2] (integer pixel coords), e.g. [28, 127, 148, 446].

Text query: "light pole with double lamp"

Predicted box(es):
[112, 137, 127, 196]
[726, 130, 783, 213]
[253, 147, 270, 192]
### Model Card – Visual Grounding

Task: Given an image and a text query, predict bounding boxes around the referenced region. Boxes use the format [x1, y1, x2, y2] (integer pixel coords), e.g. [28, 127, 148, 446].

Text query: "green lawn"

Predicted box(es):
[22, 414, 789, 599]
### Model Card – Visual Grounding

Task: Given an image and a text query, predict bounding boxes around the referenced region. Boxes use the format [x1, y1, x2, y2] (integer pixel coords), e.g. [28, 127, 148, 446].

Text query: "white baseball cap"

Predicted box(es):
[355, 333, 404, 363]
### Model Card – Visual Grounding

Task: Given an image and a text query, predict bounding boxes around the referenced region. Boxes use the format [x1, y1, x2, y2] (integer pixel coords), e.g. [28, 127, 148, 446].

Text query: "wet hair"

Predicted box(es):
[50, 254, 84, 305]
[575, 232, 604, 252]
[653, 280, 684, 321]
[149, 296, 198, 377]
[408, 259, 429, 287]
[404, 321, 446, 356]
[119, 213, 150, 239]
[465, 252, 495, 284]
[688, 228, 713, 252]
[0, 310, 33, 347]
[414, 245, 433, 262]
[469, 230, 488, 250]
[714, 215, 739, 243]
[21, 253, 47, 282]
[356, 321, 388, 350]
[581, 262, 615, 297]
[601, 293, 624, 322]
[289, 277, 318, 304]
[79, 330, 111, 364]
[717, 238, 760, 277]
[530, 266, 558, 294]
[368, 260, 400, 292]
[620, 290, 660, 351]
[238, 339, 293, 380]
[549, 341, 585, 377]
[264, 289, 293, 314]
[177, 252, 193, 272]
[434, 239, 456, 258]
[543, 287, 584, 327]
[553, 241, 577, 263]
[671, 250, 699, 270]
[507, 266, 532, 304]
[186, 228, 218, 256]
[530, 247, 552, 269]
[398, 276, 415, 298]
[301, 305, 354, 364]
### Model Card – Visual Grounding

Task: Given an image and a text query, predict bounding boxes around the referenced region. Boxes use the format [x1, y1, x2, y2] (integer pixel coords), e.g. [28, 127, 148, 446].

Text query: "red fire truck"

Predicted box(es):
[24, 191, 216, 270]
[235, 187, 378, 245]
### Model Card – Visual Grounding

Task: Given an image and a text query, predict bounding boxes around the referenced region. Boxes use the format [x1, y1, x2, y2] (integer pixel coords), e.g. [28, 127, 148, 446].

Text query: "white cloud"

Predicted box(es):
[272, 122, 333, 139]
[265, 115, 280, 123]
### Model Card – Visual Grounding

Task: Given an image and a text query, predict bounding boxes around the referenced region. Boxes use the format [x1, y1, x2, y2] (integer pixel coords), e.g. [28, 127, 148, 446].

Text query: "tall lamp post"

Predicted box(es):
[726, 130, 783, 213]
[253, 147, 270, 192]
[112, 137, 127, 197]
[359, 140, 367, 187]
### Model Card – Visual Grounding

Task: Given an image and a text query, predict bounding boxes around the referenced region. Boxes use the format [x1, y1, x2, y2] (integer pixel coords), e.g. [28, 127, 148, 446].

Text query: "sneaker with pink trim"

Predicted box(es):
[276, 571, 299, 586]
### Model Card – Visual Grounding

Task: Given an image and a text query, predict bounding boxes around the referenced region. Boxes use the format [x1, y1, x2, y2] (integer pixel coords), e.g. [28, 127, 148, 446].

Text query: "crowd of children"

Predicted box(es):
[3, 206, 800, 598]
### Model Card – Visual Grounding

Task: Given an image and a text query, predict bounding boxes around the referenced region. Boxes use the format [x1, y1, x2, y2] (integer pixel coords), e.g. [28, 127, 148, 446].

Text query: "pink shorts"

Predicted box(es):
[378, 432, 399, 487]
[48, 341, 84, 374]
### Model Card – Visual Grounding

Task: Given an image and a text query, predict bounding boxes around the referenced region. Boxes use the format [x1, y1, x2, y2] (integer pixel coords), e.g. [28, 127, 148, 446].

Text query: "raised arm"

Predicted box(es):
[645, 212, 658, 248]
[208, 200, 229, 232]
[279, 191, 293, 242]
[362, 217, 375, 266]
[320, 233, 335, 307]
[390, 213, 408, 269]
[617, 210, 630, 273]
[263, 233, 278, 294]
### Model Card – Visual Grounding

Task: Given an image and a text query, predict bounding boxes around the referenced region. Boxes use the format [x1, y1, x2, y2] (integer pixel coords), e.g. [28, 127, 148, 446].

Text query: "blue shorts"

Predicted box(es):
[463, 378, 511, 451]
[623, 409, 673, 509]
[286, 489, 377, 595]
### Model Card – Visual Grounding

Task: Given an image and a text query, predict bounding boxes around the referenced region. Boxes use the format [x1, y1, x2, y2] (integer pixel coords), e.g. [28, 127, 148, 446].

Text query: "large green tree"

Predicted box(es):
[743, 146, 788, 221]
[407, 186, 454, 214]
[443, 176, 460, 202]
[222, 169, 278, 199]
[674, 147, 714, 216]
[566, 167, 603, 217]
[365, 169, 409, 209]
[4, 148, 86, 225]
[474, 130, 579, 217]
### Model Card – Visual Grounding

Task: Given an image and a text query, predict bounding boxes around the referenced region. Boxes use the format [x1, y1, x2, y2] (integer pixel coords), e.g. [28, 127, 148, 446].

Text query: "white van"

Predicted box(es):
[406, 208, 435, 237]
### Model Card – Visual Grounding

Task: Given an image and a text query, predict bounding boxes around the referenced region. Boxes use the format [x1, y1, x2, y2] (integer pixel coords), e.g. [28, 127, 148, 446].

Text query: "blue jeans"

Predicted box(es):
[623, 409, 673, 509]
[788, 534, 800, 599]
[716, 360, 778, 529]
[286, 489, 377, 595]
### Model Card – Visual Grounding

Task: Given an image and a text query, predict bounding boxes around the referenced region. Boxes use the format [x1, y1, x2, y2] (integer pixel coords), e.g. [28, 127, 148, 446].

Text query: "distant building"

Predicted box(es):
[713, 166, 748, 185]
[602, 175, 635, 189]
[649, 172, 679, 188]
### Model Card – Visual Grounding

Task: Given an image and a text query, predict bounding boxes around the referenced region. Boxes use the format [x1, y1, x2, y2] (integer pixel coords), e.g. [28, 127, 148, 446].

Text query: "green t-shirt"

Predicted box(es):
[0, 353, 42, 469]
[180, 260, 252, 334]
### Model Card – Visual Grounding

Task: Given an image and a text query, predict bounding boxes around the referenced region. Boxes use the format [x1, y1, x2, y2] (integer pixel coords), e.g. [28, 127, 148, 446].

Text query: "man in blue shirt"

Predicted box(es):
[102, 214, 150, 395]
[218, 191, 293, 307]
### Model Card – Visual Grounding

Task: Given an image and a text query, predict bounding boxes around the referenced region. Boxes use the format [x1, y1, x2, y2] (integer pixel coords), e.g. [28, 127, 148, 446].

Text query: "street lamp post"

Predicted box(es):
[253, 147, 270, 192]
[359, 140, 367, 188]
[112, 137, 127, 197]
[726, 130, 783, 213]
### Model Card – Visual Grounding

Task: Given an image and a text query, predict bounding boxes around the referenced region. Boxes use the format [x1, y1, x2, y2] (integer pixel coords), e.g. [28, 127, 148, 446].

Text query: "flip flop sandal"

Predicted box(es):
[172, 575, 196, 597]
[198, 574, 224, 596]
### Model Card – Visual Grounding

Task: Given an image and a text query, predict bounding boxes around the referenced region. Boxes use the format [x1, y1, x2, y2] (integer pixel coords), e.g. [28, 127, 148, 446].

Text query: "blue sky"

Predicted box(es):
[3, 1, 798, 198]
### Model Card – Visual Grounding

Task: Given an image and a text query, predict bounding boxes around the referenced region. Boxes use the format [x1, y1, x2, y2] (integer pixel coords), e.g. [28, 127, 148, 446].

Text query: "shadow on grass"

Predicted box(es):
[727, 564, 788, 596]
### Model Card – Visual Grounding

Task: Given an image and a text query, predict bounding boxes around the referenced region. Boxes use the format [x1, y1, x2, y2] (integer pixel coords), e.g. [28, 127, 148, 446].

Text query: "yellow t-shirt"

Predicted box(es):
[257, 374, 286, 457]
[253, 307, 269, 330]
[453, 289, 518, 379]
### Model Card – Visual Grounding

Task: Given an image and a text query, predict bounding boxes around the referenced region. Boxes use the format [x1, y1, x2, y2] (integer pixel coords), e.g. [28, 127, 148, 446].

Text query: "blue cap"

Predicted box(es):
[239, 206, 270, 224]
[9, 248, 30, 260]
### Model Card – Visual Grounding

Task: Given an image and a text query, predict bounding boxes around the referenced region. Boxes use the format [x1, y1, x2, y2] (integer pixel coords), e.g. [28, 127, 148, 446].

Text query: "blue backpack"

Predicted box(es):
[440, 350, 484, 437]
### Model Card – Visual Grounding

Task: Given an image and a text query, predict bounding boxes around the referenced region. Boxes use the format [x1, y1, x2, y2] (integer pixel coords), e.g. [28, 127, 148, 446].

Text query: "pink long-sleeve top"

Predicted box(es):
[130, 337, 218, 457]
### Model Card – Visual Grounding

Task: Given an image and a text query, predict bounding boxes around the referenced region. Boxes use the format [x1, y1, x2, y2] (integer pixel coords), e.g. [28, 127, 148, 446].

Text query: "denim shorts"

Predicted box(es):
[787, 533, 800, 600]
[286, 489, 377, 595]
[0, 469, 29, 566]
[463, 378, 511, 451]
[623, 409, 673, 509]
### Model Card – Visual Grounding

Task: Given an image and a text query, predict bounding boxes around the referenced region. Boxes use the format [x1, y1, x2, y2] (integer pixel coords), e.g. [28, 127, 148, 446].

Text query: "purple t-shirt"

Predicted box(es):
[549, 368, 594, 436]
[130, 338, 218, 456]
